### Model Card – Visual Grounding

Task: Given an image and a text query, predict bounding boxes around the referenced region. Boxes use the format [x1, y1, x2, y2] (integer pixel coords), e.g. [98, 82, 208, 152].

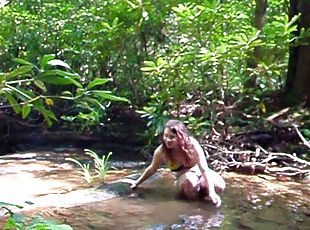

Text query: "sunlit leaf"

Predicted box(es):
[13, 58, 33, 66]
[91, 90, 129, 102]
[141, 66, 157, 72]
[156, 57, 166, 66]
[40, 54, 56, 68]
[22, 104, 31, 119]
[47, 59, 71, 69]
[34, 80, 47, 92]
[45, 98, 54, 106]
[5, 93, 21, 113]
[6, 66, 33, 80]
[34, 103, 57, 127]
[40, 70, 82, 88]
[0, 72, 4, 83]
[5, 85, 35, 101]
[61, 91, 73, 97]
[87, 78, 111, 90]
[143, 61, 156, 67]
[259, 101, 266, 113]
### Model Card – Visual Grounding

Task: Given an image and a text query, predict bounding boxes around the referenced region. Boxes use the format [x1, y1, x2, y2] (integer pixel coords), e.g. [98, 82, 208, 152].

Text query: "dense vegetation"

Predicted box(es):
[0, 0, 309, 151]
[0, 1, 309, 228]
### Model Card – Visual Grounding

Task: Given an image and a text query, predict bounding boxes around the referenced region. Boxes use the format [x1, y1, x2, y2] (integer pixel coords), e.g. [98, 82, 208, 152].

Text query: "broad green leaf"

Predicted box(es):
[40, 70, 82, 88]
[61, 91, 73, 97]
[286, 14, 299, 29]
[112, 17, 119, 27]
[84, 98, 106, 110]
[172, 6, 184, 13]
[126, 0, 137, 9]
[13, 58, 33, 66]
[6, 85, 35, 101]
[40, 54, 56, 68]
[5, 93, 21, 113]
[91, 90, 129, 102]
[156, 57, 166, 66]
[0, 35, 4, 46]
[143, 61, 156, 67]
[6, 66, 33, 80]
[34, 103, 57, 127]
[87, 78, 111, 90]
[47, 59, 71, 69]
[34, 79, 47, 92]
[141, 66, 157, 72]
[43, 69, 79, 79]
[22, 104, 31, 119]
[0, 72, 4, 83]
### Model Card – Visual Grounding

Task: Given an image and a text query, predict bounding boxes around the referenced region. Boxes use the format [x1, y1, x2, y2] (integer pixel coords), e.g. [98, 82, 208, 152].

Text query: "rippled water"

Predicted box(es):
[0, 149, 309, 229]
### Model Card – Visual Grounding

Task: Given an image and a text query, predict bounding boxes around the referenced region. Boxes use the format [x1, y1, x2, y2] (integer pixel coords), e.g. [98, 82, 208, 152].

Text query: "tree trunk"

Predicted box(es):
[285, 0, 310, 106]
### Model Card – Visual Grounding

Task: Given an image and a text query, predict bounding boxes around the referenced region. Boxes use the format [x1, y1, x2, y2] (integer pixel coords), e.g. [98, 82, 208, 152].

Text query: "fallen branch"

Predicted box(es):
[293, 125, 310, 149]
[262, 152, 310, 166]
[266, 107, 290, 121]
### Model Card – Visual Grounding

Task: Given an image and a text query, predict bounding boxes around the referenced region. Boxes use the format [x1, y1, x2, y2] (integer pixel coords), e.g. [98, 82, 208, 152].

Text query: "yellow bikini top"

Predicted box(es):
[168, 161, 189, 172]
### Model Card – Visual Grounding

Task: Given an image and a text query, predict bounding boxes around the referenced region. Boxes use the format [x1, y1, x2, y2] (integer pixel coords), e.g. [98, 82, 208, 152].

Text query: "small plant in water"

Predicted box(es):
[66, 149, 112, 183]
[65, 157, 93, 183]
[84, 148, 112, 180]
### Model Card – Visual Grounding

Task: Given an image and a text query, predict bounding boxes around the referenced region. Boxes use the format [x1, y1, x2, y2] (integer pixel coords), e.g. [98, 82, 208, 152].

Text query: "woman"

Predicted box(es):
[131, 119, 225, 207]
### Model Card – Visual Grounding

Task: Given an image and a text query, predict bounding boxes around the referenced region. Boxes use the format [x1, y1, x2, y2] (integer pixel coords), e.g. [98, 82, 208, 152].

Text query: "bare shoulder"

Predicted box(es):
[189, 136, 200, 147]
[190, 136, 206, 158]
[153, 144, 165, 161]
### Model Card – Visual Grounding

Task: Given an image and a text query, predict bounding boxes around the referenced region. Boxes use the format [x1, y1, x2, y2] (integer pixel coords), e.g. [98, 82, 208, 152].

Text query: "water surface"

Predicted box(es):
[0, 149, 309, 229]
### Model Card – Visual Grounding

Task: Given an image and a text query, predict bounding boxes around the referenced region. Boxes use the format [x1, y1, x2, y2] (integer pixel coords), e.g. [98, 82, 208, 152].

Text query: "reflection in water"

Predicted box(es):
[38, 197, 226, 230]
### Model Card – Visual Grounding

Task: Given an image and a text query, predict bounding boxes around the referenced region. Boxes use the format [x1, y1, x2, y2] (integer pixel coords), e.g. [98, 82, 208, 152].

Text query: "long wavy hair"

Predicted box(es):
[162, 119, 198, 167]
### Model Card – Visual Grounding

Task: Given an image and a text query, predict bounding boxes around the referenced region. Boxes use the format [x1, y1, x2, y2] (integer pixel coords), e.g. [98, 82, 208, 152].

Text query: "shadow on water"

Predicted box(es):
[0, 149, 309, 230]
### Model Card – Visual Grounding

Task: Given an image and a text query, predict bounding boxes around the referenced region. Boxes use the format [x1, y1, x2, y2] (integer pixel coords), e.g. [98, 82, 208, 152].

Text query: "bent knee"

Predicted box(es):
[177, 171, 200, 189]
[215, 175, 226, 193]
[180, 179, 200, 200]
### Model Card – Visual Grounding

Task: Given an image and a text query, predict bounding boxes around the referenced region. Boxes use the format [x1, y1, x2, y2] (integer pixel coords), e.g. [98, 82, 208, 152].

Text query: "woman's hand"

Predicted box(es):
[118, 178, 138, 189]
[130, 181, 138, 189]
[206, 193, 222, 208]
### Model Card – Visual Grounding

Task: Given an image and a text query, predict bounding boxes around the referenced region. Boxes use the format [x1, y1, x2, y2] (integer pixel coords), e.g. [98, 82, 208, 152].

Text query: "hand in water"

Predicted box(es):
[206, 193, 222, 208]
[130, 182, 138, 189]
[119, 178, 138, 189]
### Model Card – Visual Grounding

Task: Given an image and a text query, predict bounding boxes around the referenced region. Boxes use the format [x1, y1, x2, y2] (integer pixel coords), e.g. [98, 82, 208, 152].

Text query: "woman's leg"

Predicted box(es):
[200, 169, 226, 193]
[177, 171, 201, 200]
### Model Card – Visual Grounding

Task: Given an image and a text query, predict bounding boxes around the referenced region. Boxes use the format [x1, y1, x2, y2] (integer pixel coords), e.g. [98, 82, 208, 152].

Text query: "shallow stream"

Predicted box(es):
[0, 149, 309, 229]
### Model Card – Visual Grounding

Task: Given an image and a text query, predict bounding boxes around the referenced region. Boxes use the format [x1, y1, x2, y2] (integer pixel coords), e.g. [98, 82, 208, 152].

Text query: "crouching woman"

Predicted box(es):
[131, 119, 225, 208]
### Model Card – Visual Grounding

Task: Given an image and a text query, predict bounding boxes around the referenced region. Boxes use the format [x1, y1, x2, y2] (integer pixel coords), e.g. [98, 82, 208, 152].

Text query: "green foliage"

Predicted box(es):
[65, 157, 93, 183]
[0, 202, 72, 230]
[302, 129, 310, 141]
[66, 149, 112, 183]
[85, 149, 113, 179]
[0, 0, 306, 140]
[0, 55, 128, 129]
[138, 0, 302, 138]
[4, 215, 73, 230]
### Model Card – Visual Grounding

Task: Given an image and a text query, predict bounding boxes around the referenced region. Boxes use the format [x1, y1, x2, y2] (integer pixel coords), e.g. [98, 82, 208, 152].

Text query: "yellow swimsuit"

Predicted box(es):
[168, 161, 188, 172]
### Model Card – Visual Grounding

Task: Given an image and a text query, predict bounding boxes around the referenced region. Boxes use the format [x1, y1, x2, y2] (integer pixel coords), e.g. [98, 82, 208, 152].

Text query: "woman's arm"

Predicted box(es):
[131, 145, 163, 189]
[191, 137, 222, 207]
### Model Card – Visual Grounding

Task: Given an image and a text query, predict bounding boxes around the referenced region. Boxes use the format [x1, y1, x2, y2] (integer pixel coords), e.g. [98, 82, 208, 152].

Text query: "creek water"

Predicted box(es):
[0, 149, 309, 230]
